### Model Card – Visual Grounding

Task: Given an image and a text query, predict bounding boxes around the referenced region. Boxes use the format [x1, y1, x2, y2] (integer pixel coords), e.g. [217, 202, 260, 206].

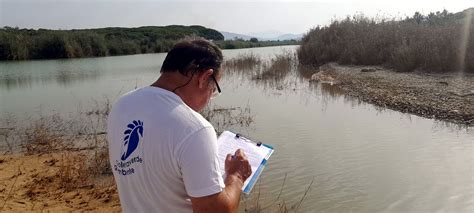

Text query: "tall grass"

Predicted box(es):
[223, 51, 297, 80]
[298, 9, 474, 73]
[201, 104, 254, 134]
[255, 51, 297, 81]
[222, 51, 300, 93]
[223, 53, 262, 71]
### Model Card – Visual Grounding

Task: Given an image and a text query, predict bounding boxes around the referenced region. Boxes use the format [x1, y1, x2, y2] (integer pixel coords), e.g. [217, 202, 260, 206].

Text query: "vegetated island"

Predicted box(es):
[0, 25, 299, 61]
[298, 8, 474, 126]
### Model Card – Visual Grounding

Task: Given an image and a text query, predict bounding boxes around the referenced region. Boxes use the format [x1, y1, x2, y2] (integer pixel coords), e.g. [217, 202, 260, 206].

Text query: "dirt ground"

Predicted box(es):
[0, 152, 121, 212]
[317, 63, 474, 126]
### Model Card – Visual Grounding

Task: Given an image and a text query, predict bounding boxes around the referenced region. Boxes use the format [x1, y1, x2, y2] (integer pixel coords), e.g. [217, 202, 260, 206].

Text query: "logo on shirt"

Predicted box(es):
[121, 120, 143, 160]
[113, 120, 144, 176]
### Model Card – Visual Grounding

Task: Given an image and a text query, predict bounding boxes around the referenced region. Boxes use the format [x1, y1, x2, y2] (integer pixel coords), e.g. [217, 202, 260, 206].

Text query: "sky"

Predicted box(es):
[0, 0, 472, 35]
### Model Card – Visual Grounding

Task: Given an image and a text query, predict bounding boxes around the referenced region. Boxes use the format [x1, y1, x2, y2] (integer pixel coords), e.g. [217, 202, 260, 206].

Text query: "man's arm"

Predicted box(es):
[190, 149, 251, 213]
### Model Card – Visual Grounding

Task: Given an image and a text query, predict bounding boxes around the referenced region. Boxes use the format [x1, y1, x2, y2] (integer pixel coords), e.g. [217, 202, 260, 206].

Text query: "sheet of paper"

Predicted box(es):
[217, 131, 273, 192]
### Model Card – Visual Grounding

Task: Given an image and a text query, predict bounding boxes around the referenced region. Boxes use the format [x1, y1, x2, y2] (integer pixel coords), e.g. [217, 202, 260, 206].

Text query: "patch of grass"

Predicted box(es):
[23, 116, 67, 155]
[89, 139, 112, 177]
[255, 51, 296, 81]
[58, 152, 91, 192]
[224, 53, 262, 71]
[222, 50, 300, 92]
[0, 115, 16, 154]
[202, 104, 254, 134]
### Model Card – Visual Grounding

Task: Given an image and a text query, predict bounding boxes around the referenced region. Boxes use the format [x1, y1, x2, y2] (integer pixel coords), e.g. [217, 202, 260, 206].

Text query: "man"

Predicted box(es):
[107, 37, 252, 213]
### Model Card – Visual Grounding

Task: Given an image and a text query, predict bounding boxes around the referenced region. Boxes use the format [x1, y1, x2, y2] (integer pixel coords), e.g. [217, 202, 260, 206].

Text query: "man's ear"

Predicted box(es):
[197, 69, 214, 89]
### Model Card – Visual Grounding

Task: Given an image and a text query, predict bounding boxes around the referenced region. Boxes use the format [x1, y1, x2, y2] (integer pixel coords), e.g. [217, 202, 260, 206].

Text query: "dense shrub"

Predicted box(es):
[298, 9, 474, 73]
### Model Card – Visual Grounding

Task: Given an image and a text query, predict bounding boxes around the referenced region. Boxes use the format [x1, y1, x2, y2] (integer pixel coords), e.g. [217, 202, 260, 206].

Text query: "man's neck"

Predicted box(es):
[151, 73, 176, 92]
[151, 73, 199, 111]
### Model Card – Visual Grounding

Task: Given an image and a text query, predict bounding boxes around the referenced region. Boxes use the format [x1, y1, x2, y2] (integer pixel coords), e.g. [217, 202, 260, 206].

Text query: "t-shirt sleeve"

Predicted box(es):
[178, 127, 225, 198]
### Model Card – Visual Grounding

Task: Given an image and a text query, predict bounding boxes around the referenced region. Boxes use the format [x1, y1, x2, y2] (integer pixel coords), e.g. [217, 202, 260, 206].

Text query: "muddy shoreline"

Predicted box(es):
[318, 63, 474, 126]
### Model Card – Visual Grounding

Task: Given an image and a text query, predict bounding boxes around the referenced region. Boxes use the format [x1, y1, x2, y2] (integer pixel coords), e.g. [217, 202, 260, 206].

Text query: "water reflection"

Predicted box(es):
[0, 53, 162, 90]
[0, 75, 34, 90]
[320, 83, 345, 97]
[55, 68, 101, 86]
[0, 70, 101, 90]
[0, 60, 102, 90]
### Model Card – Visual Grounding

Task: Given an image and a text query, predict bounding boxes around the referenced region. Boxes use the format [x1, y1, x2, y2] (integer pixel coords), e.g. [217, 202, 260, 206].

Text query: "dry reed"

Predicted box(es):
[298, 9, 474, 73]
[224, 53, 262, 71]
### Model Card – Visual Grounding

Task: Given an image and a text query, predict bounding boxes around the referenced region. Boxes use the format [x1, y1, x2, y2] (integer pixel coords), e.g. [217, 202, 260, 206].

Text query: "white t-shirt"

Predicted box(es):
[107, 86, 225, 213]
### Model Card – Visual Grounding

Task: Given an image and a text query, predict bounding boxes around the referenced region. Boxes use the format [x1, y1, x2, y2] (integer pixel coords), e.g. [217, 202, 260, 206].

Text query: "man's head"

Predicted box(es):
[155, 37, 223, 112]
[161, 37, 223, 77]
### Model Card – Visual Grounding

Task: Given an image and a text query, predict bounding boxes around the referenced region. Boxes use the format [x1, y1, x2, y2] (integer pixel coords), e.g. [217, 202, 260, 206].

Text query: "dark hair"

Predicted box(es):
[161, 37, 223, 76]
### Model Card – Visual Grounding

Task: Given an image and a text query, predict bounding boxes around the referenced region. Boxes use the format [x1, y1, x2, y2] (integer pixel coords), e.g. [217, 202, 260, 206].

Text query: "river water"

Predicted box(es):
[0, 46, 473, 212]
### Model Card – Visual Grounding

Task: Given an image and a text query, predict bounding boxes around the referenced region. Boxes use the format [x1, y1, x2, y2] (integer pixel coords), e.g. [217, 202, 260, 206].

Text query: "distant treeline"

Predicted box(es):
[298, 9, 474, 73]
[0, 25, 299, 61]
[0, 25, 222, 60]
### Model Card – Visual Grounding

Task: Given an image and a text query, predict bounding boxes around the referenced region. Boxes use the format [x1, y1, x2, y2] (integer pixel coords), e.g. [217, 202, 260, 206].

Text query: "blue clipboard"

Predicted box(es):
[230, 132, 274, 194]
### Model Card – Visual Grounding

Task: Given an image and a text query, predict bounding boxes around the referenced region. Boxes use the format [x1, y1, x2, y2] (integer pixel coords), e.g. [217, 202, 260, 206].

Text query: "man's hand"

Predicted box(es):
[225, 149, 252, 183]
[190, 149, 252, 213]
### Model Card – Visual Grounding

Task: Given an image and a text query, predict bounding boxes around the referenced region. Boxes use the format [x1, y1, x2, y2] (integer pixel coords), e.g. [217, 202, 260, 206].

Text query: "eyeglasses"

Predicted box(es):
[210, 74, 221, 98]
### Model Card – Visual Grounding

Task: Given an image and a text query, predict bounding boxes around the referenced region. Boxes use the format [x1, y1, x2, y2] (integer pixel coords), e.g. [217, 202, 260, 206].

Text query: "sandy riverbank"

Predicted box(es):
[0, 152, 121, 212]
